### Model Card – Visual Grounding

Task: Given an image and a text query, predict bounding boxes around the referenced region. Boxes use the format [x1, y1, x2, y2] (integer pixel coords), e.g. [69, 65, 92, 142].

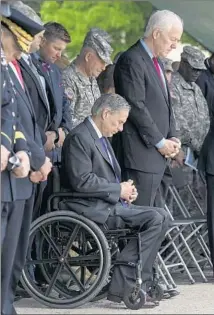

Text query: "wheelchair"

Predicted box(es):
[20, 166, 164, 310]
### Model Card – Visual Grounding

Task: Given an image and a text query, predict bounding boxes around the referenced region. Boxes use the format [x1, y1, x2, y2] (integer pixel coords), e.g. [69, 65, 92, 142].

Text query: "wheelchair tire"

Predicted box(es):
[92, 242, 118, 302]
[149, 283, 164, 301]
[21, 210, 111, 309]
[123, 289, 146, 310]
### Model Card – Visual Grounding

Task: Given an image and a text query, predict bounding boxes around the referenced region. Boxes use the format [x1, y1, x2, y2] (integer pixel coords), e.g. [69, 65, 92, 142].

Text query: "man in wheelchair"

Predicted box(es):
[60, 93, 170, 306]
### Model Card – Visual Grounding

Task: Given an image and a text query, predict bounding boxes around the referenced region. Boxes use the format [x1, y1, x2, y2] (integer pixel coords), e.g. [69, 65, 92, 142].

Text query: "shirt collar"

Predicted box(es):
[173, 72, 194, 90]
[140, 39, 153, 59]
[22, 53, 30, 64]
[32, 52, 40, 60]
[88, 116, 102, 139]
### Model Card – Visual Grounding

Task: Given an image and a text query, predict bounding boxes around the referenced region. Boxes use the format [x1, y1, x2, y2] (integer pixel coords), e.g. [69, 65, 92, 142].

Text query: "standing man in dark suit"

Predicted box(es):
[197, 53, 214, 276]
[1, 10, 52, 315]
[31, 22, 72, 163]
[28, 22, 72, 220]
[113, 10, 183, 206]
[61, 94, 170, 305]
[196, 52, 214, 117]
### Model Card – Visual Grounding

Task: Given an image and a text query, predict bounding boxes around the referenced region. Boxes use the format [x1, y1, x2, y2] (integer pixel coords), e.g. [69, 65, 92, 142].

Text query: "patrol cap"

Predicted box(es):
[181, 46, 206, 70]
[160, 57, 173, 72]
[83, 28, 113, 65]
[1, 8, 44, 53]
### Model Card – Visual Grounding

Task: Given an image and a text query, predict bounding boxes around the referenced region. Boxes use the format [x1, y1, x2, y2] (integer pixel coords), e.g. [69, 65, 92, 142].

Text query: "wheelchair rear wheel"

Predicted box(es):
[21, 211, 111, 309]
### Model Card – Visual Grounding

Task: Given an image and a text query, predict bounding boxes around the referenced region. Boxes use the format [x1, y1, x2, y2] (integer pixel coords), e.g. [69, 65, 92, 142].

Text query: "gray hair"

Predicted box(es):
[144, 10, 183, 37]
[12, 1, 43, 25]
[91, 93, 130, 116]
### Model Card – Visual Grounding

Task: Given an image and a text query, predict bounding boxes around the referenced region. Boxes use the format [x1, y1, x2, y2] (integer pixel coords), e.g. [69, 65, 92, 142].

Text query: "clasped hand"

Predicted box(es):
[120, 179, 138, 204]
[158, 137, 181, 159]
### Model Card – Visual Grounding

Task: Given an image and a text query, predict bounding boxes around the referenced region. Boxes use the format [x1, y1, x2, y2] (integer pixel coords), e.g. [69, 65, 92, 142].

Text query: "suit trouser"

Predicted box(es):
[108, 204, 170, 299]
[1, 190, 35, 315]
[123, 169, 165, 207]
[206, 173, 214, 273]
[154, 166, 173, 208]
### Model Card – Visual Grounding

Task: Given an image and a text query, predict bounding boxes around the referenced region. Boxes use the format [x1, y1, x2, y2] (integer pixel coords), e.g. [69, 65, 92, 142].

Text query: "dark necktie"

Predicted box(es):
[100, 137, 127, 207]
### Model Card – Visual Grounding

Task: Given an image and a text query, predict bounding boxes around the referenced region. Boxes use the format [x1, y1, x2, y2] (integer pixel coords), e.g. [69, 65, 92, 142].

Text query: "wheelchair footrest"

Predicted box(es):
[104, 228, 131, 235]
[114, 261, 136, 268]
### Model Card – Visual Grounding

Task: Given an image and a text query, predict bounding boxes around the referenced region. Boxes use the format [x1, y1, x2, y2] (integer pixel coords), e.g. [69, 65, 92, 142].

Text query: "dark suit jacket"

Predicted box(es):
[19, 57, 50, 145]
[8, 66, 46, 200]
[31, 54, 72, 135]
[197, 69, 214, 175]
[31, 55, 72, 162]
[113, 40, 176, 174]
[61, 118, 121, 224]
[196, 67, 214, 118]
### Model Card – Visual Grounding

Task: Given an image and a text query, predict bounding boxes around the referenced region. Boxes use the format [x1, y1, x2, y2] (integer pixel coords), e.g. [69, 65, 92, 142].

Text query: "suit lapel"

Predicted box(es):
[136, 41, 169, 105]
[84, 119, 116, 171]
[31, 55, 57, 119]
[94, 138, 112, 166]
[20, 57, 50, 115]
[9, 66, 35, 118]
[159, 59, 171, 102]
[47, 66, 56, 94]
[106, 138, 121, 179]
[31, 55, 54, 95]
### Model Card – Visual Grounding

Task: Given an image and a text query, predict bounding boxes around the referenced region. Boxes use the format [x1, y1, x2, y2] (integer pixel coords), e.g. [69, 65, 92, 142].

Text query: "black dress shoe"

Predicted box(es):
[107, 293, 122, 303]
[165, 289, 180, 297]
[146, 294, 160, 306]
[14, 295, 22, 302]
[15, 287, 31, 299]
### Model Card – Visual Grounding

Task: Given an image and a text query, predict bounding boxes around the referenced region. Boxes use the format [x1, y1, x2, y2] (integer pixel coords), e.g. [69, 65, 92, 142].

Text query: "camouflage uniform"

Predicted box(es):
[160, 57, 174, 72]
[170, 46, 210, 216]
[62, 28, 113, 129]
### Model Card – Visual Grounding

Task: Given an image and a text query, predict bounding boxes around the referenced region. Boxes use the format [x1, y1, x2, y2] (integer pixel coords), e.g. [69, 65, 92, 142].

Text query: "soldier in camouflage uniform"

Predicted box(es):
[170, 46, 210, 215]
[160, 57, 174, 84]
[62, 28, 113, 129]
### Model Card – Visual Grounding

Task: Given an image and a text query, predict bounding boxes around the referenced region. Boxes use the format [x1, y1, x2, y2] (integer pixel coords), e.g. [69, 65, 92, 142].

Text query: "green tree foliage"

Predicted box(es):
[38, 0, 199, 60]
[24, 0, 43, 13]
[40, 1, 153, 59]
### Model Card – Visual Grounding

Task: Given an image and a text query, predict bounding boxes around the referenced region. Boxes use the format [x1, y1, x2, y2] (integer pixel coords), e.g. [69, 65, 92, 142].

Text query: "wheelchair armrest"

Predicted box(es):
[47, 191, 110, 212]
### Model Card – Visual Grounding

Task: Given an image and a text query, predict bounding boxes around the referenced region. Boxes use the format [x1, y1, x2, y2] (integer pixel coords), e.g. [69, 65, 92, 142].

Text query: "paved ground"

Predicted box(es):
[15, 277, 214, 314]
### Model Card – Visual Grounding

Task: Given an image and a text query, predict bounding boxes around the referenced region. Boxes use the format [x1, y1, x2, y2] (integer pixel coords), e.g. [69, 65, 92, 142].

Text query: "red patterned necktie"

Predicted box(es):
[11, 59, 24, 89]
[153, 57, 163, 86]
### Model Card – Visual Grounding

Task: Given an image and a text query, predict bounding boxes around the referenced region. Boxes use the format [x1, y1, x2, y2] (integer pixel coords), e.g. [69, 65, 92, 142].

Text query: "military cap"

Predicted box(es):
[9, 8, 44, 36]
[83, 28, 113, 65]
[1, 8, 44, 53]
[11, 1, 44, 25]
[160, 57, 173, 72]
[181, 46, 206, 70]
